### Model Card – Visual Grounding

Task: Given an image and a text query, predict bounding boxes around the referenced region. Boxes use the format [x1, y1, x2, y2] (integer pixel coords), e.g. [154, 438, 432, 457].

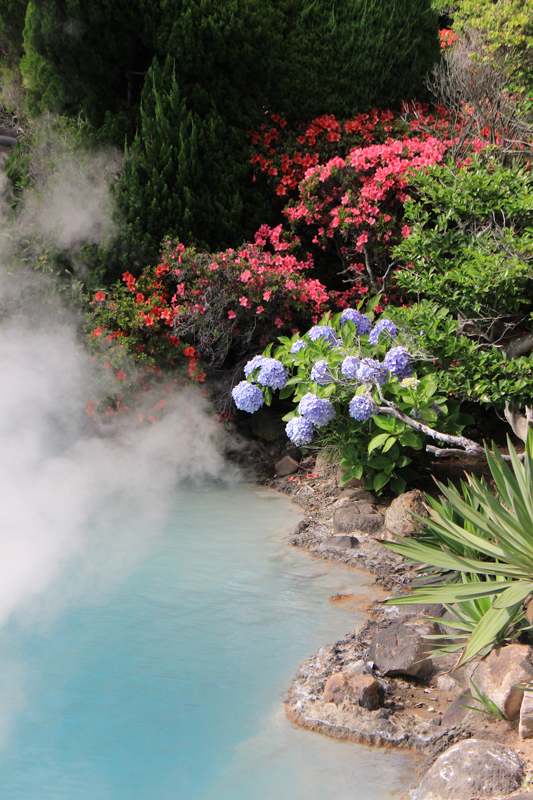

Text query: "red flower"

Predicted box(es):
[184, 346, 196, 358]
[94, 291, 105, 301]
[92, 327, 102, 337]
[116, 370, 126, 381]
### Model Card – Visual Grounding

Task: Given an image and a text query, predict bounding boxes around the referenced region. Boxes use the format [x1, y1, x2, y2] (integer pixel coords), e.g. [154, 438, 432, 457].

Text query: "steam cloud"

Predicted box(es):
[0, 127, 230, 630]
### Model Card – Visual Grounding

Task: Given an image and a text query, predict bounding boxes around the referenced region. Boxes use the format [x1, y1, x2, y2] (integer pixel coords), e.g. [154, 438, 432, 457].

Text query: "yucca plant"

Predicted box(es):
[383, 431, 533, 666]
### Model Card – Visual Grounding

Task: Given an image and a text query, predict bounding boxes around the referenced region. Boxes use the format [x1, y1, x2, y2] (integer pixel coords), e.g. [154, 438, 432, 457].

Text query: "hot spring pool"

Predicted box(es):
[0, 484, 415, 799]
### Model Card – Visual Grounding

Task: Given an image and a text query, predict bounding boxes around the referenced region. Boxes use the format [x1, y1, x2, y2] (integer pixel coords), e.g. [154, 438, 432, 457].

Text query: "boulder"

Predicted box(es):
[368, 619, 437, 679]
[384, 489, 428, 540]
[519, 689, 533, 738]
[274, 455, 301, 477]
[470, 644, 533, 720]
[436, 674, 462, 694]
[322, 534, 359, 550]
[409, 739, 525, 800]
[323, 671, 380, 710]
[332, 501, 384, 535]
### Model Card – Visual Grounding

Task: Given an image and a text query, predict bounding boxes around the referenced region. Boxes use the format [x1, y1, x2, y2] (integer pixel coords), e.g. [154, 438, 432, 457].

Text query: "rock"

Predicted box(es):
[440, 691, 477, 729]
[519, 689, 533, 738]
[275, 455, 301, 476]
[384, 489, 428, 540]
[332, 501, 384, 535]
[409, 739, 525, 800]
[322, 534, 359, 550]
[339, 488, 377, 503]
[336, 466, 365, 489]
[323, 672, 347, 705]
[471, 644, 533, 720]
[436, 674, 462, 693]
[250, 408, 286, 441]
[368, 620, 437, 679]
[323, 671, 380, 710]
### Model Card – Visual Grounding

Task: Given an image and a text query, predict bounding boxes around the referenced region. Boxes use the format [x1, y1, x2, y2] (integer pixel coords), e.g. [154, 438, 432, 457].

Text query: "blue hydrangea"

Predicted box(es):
[286, 416, 315, 446]
[356, 358, 389, 386]
[307, 325, 338, 346]
[244, 355, 269, 381]
[341, 356, 361, 379]
[369, 319, 397, 344]
[256, 358, 288, 389]
[411, 408, 421, 419]
[231, 381, 264, 413]
[349, 395, 375, 422]
[340, 308, 372, 335]
[298, 393, 336, 427]
[384, 346, 412, 379]
[311, 360, 334, 385]
[290, 339, 306, 354]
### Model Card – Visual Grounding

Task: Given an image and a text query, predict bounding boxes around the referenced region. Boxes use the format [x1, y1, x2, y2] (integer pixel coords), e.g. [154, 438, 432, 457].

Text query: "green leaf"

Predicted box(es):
[368, 433, 391, 453]
[389, 474, 407, 495]
[399, 430, 423, 449]
[382, 436, 398, 453]
[278, 385, 294, 400]
[373, 471, 390, 492]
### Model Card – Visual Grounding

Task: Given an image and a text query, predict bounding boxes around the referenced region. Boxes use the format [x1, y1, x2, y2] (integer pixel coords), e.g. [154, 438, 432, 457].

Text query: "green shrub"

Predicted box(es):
[385, 432, 533, 665]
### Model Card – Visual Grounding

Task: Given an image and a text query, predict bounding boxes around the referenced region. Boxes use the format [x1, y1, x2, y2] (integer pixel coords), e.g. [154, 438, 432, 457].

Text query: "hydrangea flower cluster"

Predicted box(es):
[341, 356, 361, 379]
[349, 395, 375, 422]
[311, 360, 334, 385]
[244, 354, 269, 380]
[369, 319, 397, 344]
[286, 416, 315, 446]
[231, 381, 265, 413]
[257, 358, 288, 389]
[340, 308, 372, 335]
[290, 339, 306, 353]
[307, 325, 338, 346]
[384, 346, 412, 379]
[356, 358, 389, 386]
[298, 394, 336, 427]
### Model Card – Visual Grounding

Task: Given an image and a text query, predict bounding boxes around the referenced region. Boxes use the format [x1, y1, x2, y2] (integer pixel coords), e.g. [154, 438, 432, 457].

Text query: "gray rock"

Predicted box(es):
[322, 534, 359, 550]
[384, 489, 428, 540]
[519, 689, 533, 738]
[410, 739, 525, 800]
[440, 691, 477, 729]
[339, 488, 377, 503]
[275, 455, 301, 476]
[436, 674, 462, 694]
[332, 501, 384, 535]
[368, 620, 437, 679]
[471, 644, 533, 720]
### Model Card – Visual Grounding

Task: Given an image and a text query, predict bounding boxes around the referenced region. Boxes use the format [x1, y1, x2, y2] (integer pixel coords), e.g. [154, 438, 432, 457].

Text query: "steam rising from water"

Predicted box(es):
[0, 129, 229, 629]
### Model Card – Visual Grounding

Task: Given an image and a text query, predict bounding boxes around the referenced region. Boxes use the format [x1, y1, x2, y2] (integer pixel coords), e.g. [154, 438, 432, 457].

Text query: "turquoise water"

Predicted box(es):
[0, 484, 414, 800]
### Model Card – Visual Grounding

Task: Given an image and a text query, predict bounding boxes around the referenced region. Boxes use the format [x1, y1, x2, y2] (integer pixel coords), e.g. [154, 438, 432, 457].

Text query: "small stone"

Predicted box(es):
[343, 659, 367, 675]
[322, 534, 359, 549]
[436, 674, 462, 693]
[332, 502, 384, 535]
[322, 671, 380, 710]
[274, 455, 301, 477]
[409, 739, 525, 800]
[519, 689, 533, 738]
[383, 489, 428, 540]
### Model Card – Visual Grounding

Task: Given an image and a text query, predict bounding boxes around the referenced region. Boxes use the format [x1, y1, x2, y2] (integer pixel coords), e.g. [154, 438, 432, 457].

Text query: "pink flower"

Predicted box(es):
[263, 290, 272, 301]
[240, 269, 252, 283]
[239, 296, 250, 308]
[401, 225, 411, 238]
[228, 310, 236, 319]
[256, 306, 264, 314]
[275, 317, 283, 328]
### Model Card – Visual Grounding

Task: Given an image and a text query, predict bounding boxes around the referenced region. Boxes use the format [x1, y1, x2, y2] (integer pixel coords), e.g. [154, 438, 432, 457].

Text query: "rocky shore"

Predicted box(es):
[226, 426, 533, 800]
